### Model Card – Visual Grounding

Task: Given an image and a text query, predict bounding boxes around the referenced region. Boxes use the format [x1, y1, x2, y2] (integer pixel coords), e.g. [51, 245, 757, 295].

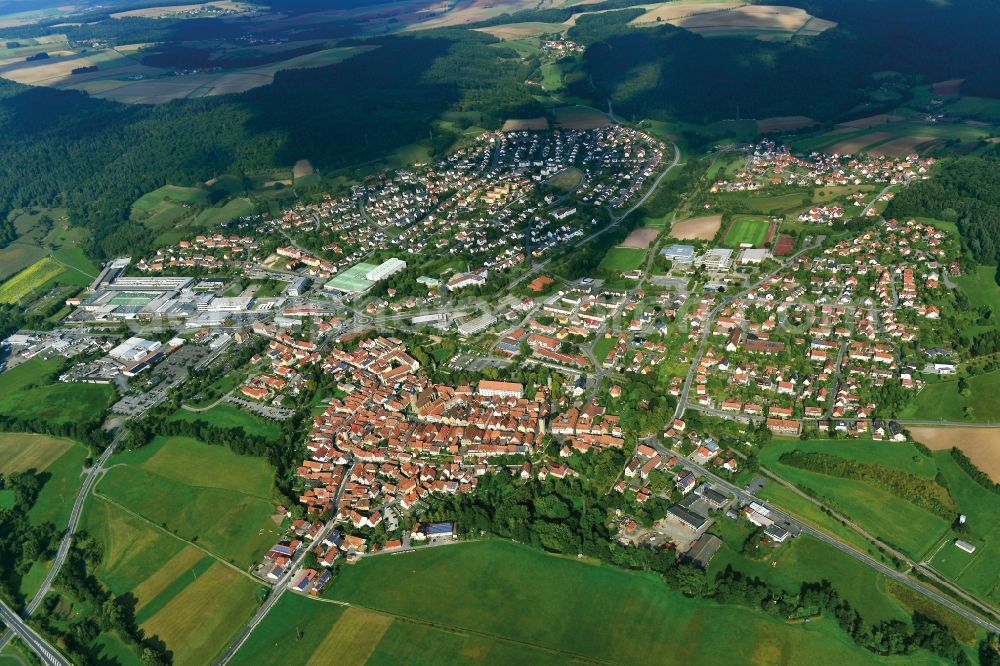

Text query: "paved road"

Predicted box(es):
[0, 601, 69, 666]
[0, 428, 128, 655]
[213, 456, 353, 666]
[650, 438, 1000, 635]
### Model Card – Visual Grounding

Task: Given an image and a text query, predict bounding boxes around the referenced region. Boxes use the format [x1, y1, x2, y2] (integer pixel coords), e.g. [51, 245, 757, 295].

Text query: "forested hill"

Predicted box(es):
[566, 0, 1000, 125]
[0, 29, 541, 258]
[887, 151, 1000, 269]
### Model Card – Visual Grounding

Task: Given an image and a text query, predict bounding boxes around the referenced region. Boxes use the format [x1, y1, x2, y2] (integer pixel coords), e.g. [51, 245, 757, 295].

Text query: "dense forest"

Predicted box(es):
[566, 0, 1000, 125]
[0, 29, 541, 258]
[887, 152, 1000, 267]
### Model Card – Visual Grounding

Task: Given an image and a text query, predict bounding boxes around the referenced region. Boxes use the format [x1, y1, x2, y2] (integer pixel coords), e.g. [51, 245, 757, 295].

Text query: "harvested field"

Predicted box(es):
[826, 131, 891, 155]
[476, 21, 567, 39]
[758, 115, 818, 133]
[110, 1, 256, 19]
[868, 135, 934, 158]
[911, 427, 1000, 483]
[407, 0, 548, 30]
[293, 159, 315, 179]
[670, 5, 835, 36]
[502, 117, 550, 131]
[554, 105, 610, 129]
[0, 433, 73, 475]
[932, 79, 964, 96]
[0, 53, 100, 86]
[797, 16, 837, 35]
[839, 114, 903, 129]
[621, 228, 659, 249]
[669, 215, 722, 240]
[630, 1, 741, 25]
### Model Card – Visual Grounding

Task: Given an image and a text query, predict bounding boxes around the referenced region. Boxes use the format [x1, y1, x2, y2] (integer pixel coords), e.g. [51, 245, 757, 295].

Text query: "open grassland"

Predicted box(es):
[724, 215, 770, 247]
[670, 214, 722, 240]
[132, 185, 209, 215]
[0, 257, 65, 303]
[912, 428, 1000, 483]
[899, 369, 1000, 422]
[97, 436, 281, 566]
[0, 433, 86, 529]
[954, 264, 1000, 335]
[317, 539, 923, 665]
[0, 356, 114, 426]
[760, 439, 951, 559]
[714, 190, 809, 214]
[599, 246, 646, 272]
[631, 1, 742, 25]
[167, 403, 282, 439]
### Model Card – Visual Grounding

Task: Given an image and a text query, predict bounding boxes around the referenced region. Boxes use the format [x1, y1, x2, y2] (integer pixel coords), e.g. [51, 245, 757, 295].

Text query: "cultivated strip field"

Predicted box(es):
[0, 257, 64, 303]
[758, 115, 818, 133]
[911, 427, 1000, 483]
[621, 228, 659, 249]
[553, 106, 609, 129]
[826, 131, 892, 155]
[667, 4, 836, 38]
[868, 135, 935, 158]
[502, 117, 550, 131]
[669, 215, 722, 240]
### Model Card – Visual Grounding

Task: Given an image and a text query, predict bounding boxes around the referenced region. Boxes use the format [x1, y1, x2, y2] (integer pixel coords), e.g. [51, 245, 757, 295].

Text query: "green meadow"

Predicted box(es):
[167, 403, 283, 440]
[96, 436, 282, 566]
[0, 357, 114, 426]
[759, 439, 952, 559]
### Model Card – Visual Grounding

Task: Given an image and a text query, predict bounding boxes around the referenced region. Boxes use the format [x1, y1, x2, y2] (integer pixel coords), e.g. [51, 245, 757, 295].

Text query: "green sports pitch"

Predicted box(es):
[724, 216, 771, 247]
[109, 291, 156, 306]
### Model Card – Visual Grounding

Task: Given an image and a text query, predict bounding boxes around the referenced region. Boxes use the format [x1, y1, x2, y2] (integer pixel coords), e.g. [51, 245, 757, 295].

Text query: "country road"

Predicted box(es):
[0, 428, 128, 655]
[649, 438, 1000, 636]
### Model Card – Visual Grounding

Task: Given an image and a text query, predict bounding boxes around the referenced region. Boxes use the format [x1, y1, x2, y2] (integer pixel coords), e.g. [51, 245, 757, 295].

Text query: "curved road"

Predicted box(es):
[0, 428, 127, 656]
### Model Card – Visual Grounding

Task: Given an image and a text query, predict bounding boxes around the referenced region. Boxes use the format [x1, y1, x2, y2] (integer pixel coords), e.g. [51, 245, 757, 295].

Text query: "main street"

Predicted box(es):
[212, 454, 353, 666]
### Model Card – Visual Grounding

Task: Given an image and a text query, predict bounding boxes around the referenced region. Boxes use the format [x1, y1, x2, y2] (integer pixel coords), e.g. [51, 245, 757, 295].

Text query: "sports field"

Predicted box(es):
[96, 436, 282, 567]
[723, 216, 771, 247]
[759, 439, 951, 559]
[599, 246, 646, 273]
[0, 357, 115, 426]
[236, 540, 899, 666]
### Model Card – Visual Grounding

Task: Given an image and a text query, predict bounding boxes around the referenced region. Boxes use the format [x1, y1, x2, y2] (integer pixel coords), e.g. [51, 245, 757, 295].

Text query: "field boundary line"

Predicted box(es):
[310, 597, 626, 666]
[90, 492, 265, 585]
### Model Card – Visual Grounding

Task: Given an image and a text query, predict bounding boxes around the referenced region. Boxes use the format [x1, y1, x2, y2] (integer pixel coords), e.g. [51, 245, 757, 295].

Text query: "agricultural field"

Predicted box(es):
[637, 3, 837, 39]
[723, 215, 771, 247]
[912, 427, 1000, 483]
[166, 403, 283, 440]
[0, 433, 88, 530]
[669, 214, 722, 240]
[898, 369, 1000, 422]
[922, 448, 1000, 605]
[620, 227, 659, 249]
[553, 105, 609, 129]
[0, 257, 65, 303]
[598, 246, 646, 272]
[237, 540, 914, 666]
[757, 115, 818, 133]
[0, 357, 115, 426]
[95, 435, 282, 567]
[131, 185, 210, 215]
[759, 439, 952, 559]
[83, 499, 265, 665]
